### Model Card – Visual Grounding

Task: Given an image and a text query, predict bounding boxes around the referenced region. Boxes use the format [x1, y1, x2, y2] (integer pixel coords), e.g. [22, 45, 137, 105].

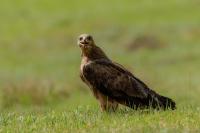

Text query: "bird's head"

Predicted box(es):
[77, 34, 95, 50]
[77, 34, 108, 59]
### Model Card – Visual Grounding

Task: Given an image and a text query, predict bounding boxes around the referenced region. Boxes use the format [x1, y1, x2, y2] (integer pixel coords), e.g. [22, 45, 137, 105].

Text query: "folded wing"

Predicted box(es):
[83, 59, 150, 99]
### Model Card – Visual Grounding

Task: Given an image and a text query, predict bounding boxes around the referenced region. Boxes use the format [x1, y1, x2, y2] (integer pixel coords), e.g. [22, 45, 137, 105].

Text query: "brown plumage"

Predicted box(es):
[78, 34, 176, 111]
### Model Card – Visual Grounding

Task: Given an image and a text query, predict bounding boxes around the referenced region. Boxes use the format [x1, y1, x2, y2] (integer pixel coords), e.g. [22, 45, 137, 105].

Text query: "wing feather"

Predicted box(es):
[83, 59, 149, 99]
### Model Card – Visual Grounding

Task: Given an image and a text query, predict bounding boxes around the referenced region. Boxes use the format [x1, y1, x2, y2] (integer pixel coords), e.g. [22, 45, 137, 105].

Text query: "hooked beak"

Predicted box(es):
[80, 40, 89, 45]
[78, 43, 84, 47]
[78, 40, 89, 48]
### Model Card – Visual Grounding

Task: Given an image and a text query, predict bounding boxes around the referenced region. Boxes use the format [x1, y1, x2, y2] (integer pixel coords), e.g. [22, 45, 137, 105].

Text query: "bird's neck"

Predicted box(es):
[81, 46, 109, 61]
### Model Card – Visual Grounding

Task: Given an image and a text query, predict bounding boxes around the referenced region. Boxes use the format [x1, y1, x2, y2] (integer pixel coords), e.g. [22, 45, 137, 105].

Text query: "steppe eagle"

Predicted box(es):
[78, 34, 176, 111]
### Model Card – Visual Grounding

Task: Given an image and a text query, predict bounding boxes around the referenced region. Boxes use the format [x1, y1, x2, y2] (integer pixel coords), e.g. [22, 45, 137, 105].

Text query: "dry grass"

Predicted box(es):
[0, 79, 69, 108]
[126, 34, 166, 51]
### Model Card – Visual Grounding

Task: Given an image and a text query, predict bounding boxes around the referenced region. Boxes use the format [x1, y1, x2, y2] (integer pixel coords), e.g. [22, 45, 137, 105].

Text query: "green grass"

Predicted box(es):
[0, 93, 200, 132]
[1, 92, 200, 132]
[0, 0, 200, 132]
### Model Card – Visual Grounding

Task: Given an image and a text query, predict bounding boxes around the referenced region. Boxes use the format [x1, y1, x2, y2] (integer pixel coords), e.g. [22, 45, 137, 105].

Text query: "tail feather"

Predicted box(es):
[154, 95, 176, 110]
[121, 91, 176, 110]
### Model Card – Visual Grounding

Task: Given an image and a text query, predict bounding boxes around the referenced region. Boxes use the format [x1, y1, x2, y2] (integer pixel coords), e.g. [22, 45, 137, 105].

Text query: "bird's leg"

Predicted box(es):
[97, 92, 118, 112]
[109, 100, 118, 111]
[91, 88, 118, 111]
[99, 95, 109, 112]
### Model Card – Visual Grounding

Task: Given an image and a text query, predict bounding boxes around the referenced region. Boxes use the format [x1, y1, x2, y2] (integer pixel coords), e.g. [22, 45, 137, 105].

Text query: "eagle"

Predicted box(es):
[78, 34, 176, 111]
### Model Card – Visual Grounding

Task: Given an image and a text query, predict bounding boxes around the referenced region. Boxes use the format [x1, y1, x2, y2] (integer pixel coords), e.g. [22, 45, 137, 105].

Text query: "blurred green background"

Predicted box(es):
[0, 0, 200, 132]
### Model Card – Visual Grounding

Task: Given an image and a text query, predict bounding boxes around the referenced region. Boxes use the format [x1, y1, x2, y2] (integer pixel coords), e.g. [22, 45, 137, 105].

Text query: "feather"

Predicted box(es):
[79, 34, 176, 110]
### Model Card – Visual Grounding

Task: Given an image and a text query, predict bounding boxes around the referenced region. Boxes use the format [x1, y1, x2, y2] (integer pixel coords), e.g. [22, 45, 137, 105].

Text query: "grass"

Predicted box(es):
[0, 93, 200, 132]
[0, 0, 200, 132]
[0, 91, 200, 132]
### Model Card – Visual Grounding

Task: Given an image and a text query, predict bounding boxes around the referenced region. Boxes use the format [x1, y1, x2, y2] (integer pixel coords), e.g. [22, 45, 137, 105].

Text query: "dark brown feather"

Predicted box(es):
[79, 35, 176, 110]
[83, 59, 148, 98]
[82, 58, 176, 110]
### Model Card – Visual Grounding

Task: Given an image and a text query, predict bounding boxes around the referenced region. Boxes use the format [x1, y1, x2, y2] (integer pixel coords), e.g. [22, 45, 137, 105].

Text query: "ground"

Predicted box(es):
[0, 0, 200, 132]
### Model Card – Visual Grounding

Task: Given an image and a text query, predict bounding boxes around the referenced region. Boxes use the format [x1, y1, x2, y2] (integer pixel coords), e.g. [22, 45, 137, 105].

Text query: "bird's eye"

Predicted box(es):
[79, 37, 83, 41]
[87, 36, 91, 41]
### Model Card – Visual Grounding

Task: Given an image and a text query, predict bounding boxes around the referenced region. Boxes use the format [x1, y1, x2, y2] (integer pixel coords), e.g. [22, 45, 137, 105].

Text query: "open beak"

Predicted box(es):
[78, 43, 84, 47]
[80, 41, 89, 45]
[78, 40, 89, 48]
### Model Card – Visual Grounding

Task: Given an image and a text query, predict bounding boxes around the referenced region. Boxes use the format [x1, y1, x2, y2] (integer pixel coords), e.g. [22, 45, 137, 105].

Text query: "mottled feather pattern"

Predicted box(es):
[78, 34, 176, 110]
[83, 59, 147, 98]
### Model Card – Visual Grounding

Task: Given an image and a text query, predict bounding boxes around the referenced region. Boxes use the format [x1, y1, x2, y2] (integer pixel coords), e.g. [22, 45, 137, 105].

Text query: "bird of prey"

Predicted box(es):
[78, 34, 176, 111]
